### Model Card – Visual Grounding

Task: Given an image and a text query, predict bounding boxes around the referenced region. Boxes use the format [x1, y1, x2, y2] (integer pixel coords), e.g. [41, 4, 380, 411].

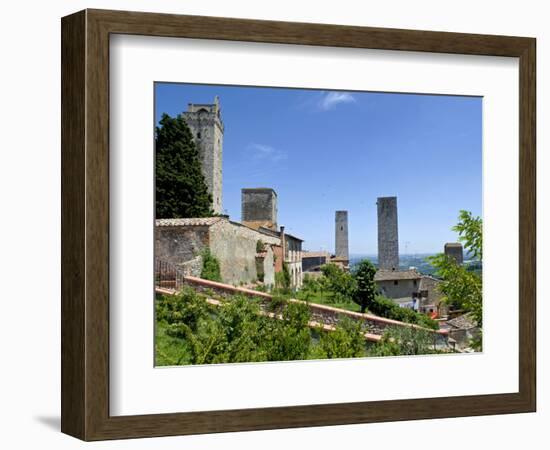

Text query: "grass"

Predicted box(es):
[295, 290, 363, 313]
[155, 320, 191, 366]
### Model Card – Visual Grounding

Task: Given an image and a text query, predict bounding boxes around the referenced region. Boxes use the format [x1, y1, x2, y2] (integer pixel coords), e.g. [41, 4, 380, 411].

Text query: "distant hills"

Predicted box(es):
[349, 253, 482, 276]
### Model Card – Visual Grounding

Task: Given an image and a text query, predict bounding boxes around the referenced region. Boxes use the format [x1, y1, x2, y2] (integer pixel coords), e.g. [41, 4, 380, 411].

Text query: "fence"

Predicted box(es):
[154, 258, 185, 291]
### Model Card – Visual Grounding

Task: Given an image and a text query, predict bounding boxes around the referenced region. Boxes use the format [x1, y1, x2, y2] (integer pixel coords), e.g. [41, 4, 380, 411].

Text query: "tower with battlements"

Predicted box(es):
[335, 211, 349, 262]
[377, 196, 399, 270]
[182, 96, 224, 214]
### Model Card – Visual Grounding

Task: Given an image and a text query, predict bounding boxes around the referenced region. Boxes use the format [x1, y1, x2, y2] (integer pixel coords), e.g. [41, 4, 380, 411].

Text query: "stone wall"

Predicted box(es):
[209, 219, 280, 286]
[377, 278, 419, 299]
[444, 243, 464, 265]
[377, 196, 399, 270]
[241, 188, 278, 230]
[155, 225, 209, 268]
[182, 276, 449, 343]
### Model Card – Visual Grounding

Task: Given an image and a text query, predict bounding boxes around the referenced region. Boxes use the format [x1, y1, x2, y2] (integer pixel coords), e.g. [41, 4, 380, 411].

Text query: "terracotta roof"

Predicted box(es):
[447, 313, 477, 330]
[374, 269, 421, 281]
[419, 275, 442, 290]
[331, 256, 349, 261]
[155, 217, 224, 227]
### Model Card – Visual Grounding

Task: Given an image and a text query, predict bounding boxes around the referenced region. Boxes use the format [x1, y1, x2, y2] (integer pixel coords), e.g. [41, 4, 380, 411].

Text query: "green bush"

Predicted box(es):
[200, 248, 221, 282]
[369, 296, 439, 330]
[368, 326, 438, 356]
[314, 317, 366, 359]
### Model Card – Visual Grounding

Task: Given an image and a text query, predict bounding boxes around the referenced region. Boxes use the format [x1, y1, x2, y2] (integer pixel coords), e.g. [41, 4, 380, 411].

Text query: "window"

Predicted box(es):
[394, 280, 398, 286]
[413, 280, 417, 286]
[197, 132, 201, 139]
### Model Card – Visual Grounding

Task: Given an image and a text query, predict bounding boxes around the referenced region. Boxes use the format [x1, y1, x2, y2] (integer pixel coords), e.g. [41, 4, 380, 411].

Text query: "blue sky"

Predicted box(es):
[155, 83, 482, 254]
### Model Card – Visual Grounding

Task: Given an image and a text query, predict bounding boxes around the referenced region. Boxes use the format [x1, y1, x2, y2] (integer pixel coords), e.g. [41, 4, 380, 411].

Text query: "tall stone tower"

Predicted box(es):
[181, 96, 224, 214]
[377, 196, 399, 270]
[241, 188, 278, 231]
[335, 211, 349, 261]
[444, 243, 464, 265]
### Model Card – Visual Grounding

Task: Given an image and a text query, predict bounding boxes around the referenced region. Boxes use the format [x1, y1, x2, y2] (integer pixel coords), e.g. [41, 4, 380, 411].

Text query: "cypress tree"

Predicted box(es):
[155, 113, 213, 218]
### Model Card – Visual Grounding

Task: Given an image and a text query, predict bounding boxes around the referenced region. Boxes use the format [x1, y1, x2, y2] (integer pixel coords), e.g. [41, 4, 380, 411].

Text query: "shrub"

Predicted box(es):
[369, 296, 439, 330]
[200, 248, 221, 282]
[368, 326, 437, 356]
[315, 317, 366, 359]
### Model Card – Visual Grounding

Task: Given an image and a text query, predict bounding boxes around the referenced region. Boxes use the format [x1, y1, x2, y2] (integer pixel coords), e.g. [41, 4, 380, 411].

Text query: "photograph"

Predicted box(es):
[153, 83, 483, 366]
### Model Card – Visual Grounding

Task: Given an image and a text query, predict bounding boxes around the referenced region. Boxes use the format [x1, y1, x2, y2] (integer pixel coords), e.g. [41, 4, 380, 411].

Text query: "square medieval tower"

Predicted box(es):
[181, 96, 224, 214]
[377, 196, 399, 270]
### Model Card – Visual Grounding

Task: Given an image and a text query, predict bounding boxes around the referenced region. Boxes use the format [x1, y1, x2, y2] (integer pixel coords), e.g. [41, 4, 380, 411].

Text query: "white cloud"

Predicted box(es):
[248, 143, 287, 162]
[318, 91, 356, 111]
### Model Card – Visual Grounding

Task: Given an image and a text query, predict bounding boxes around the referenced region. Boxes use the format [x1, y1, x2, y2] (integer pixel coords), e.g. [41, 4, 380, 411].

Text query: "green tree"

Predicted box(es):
[453, 210, 483, 260]
[320, 263, 357, 303]
[429, 210, 483, 349]
[352, 259, 377, 313]
[155, 113, 213, 218]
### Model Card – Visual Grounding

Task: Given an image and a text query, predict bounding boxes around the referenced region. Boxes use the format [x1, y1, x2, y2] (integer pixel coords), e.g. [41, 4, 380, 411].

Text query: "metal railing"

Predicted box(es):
[154, 258, 185, 291]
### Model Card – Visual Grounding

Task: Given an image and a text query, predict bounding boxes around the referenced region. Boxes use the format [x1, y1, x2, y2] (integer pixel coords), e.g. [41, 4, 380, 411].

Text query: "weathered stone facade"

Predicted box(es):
[284, 233, 303, 289]
[335, 210, 349, 262]
[377, 196, 399, 270]
[375, 269, 421, 300]
[155, 217, 280, 287]
[155, 218, 216, 275]
[209, 219, 280, 286]
[241, 188, 278, 231]
[181, 97, 224, 214]
[444, 242, 464, 265]
[302, 251, 330, 272]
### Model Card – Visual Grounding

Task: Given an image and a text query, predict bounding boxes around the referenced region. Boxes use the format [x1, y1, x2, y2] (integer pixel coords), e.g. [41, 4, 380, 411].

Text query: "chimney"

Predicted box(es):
[280, 225, 286, 261]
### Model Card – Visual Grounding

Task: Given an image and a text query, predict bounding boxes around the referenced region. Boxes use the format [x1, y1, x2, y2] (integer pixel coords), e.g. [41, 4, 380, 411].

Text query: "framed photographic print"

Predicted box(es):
[61, 9, 536, 441]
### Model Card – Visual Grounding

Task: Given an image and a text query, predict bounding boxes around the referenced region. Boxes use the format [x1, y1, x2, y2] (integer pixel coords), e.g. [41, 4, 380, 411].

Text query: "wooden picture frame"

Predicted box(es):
[61, 9, 536, 441]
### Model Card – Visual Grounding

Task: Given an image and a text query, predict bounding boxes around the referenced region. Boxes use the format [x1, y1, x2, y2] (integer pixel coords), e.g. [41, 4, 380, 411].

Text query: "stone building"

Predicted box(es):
[335, 210, 349, 264]
[284, 230, 304, 289]
[444, 242, 464, 265]
[377, 196, 399, 270]
[155, 217, 280, 286]
[375, 269, 421, 300]
[258, 225, 304, 289]
[241, 188, 278, 231]
[302, 251, 331, 273]
[374, 268, 445, 316]
[181, 97, 224, 214]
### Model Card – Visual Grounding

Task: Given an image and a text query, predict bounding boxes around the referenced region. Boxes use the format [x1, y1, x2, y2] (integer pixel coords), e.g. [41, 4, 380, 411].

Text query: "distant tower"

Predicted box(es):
[444, 243, 464, 265]
[377, 196, 399, 270]
[241, 188, 278, 231]
[181, 96, 224, 214]
[335, 211, 349, 262]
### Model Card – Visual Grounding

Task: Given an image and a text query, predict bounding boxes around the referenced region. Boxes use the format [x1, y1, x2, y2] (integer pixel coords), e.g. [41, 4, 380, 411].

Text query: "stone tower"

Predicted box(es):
[377, 196, 399, 270]
[181, 96, 224, 214]
[444, 243, 464, 265]
[241, 188, 278, 231]
[335, 211, 349, 261]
